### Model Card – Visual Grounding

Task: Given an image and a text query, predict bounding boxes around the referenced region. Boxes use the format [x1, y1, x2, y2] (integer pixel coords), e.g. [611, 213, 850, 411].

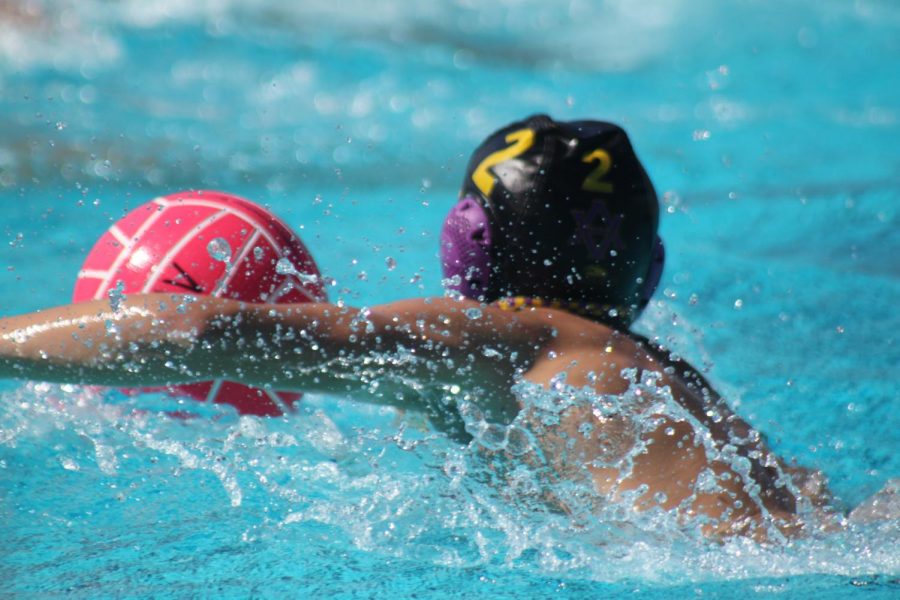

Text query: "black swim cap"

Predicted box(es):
[440, 114, 662, 326]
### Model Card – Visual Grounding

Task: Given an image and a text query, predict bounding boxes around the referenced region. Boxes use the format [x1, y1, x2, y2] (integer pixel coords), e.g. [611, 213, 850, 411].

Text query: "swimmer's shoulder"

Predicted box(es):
[364, 297, 661, 361]
[363, 297, 555, 354]
[370, 296, 556, 332]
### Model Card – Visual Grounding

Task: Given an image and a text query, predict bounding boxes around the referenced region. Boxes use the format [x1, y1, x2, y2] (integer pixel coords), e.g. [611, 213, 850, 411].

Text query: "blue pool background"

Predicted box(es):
[0, 0, 898, 597]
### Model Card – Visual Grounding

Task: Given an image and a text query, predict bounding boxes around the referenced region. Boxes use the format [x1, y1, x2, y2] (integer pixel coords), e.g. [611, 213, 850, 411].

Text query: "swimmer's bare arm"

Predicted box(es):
[0, 294, 548, 416]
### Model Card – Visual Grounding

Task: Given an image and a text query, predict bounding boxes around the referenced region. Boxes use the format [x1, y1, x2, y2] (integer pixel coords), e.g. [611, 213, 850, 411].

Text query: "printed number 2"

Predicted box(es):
[471, 128, 535, 197]
[581, 149, 613, 193]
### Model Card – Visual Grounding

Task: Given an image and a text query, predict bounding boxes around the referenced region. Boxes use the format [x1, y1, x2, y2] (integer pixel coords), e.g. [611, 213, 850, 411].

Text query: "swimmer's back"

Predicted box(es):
[462, 302, 804, 532]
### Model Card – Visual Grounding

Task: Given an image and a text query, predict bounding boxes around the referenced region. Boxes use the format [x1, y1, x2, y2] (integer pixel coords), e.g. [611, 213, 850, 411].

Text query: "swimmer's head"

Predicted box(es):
[440, 114, 663, 327]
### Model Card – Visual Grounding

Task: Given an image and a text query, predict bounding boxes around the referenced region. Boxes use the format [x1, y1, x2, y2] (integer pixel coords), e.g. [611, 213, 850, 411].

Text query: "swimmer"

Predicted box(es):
[0, 115, 833, 539]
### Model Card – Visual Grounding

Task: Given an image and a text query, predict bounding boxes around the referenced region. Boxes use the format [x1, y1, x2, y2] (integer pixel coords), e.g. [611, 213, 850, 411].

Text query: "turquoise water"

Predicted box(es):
[1, 0, 899, 597]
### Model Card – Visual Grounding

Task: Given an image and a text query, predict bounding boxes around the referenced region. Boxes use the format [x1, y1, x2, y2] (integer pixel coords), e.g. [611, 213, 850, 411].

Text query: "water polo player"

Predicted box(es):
[0, 115, 833, 539]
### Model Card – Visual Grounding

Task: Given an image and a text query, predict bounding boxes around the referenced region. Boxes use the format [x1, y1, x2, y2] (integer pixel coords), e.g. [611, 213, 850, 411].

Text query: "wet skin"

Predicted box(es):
[0, 294, 829, 538]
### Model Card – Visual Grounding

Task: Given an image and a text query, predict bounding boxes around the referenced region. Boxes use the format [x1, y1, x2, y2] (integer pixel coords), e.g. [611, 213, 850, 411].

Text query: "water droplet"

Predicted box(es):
[276, 257, 296, 275]
[733, 299, 743, 309]
[107, 280, 126, 311]
[276, 257, 320, 285]
[464, 307, 482, 320]
[253, 246, 264, 261]
[578, 422, 594, 438]
[207, 237, 231, 262]
[385, 257, 397, 271]
[549, 372, 567, 391]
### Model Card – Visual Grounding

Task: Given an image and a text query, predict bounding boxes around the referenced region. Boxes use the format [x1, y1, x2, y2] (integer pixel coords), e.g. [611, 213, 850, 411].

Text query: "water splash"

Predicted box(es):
[2, 374, 895, 585]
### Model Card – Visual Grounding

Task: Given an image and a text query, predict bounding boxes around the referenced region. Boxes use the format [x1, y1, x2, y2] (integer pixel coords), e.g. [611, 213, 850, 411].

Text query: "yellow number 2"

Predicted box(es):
[471, 128, 535, 197]
[581, 149, 613, 193]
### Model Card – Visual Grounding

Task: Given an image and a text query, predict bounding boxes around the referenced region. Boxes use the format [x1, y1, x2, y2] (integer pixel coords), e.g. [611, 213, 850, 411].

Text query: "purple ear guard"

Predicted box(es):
[439, 195, 493, 299]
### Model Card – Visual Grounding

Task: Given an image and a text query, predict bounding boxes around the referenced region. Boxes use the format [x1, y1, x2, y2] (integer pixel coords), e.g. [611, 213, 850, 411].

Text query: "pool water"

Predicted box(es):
[1, 0, 898, 597]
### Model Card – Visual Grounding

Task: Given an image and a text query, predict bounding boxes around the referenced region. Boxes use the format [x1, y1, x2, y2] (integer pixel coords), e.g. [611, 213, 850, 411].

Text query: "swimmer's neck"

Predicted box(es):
[493, 295, 636, 330]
